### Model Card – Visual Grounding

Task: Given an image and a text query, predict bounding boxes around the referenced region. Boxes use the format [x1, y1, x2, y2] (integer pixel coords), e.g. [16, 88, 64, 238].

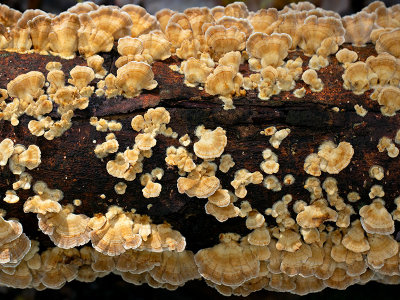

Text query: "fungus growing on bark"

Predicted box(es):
[38, 205, 91, 249]
[116, 61, 157, 98]
[193, 126, 227, 160]
[88, 206, 142, 256]
[342, 11, 376, 47]
[296, 199, 338, 228]
[205, 25, 246, 60]
[246, 210, 265, 229]
[336, 48, 358, 68]
[359, 199, 394, 235]
[376, 86, 400, 117]
[231, 169, 263, 198]
[302, 69, 323, 92]
[318, 141, 354, 174]
[260, 148, 279, 174]
[87, 55, 107, 79]
[194, 233, 261, 287]
[177, 162, 220, 198]
[3, 190, 19, 204]
[114, 182, 127, 195]
[375, 28, 400, 58]
[94, 134, 119, 159]
[23, 181, 63, 214]
[0, 138, 14, 166]
[246, 32, 292, 68]
[140, 168, 164, 199]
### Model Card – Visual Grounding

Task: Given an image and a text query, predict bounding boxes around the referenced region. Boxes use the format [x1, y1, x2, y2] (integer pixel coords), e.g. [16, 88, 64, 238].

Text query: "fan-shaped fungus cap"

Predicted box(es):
[205, 200, 240, 222]
[377, 86, 400, 116]
[149, 250, 200, 286]
[246, 32, 292, 68]
[47, 69, 65, 95]
[208, 189, 231, 207]
[68, 1, 98, 14]
[0, 216, 23, 245]
[7, 71, 45, 102]
[205, 25, 246, 60]
[367, 233, 399, 269]
[23, 181, 63, 214]
[246, 210, 265, 229]
[296, 199, 338, 228]
[77, 14, 114, 58]
[87, 55, 107, 79]
[263, 175, 282, 192]
[342, 11, 376, 47]
[180, 58, 213, 86]
[3, 190, 19, 203]
[317, 141, 354, 174]
[94, 138, 119, 159]
[194, 233, 260, 286]
[248, 8, 278, 34]
[87, 6, 132, 40]
[68, 66, 95, 92]
[38, 206, 90, 249]
[193, 126, 227, 160]
[375, 28, 400, 58]
[47, 12, 80, 59]
[366, 52, 397, 86]
[342, 220, 370, 253]
[269, 128, 290, 149]
[18, 145, 41, 170]
[359, 199, 394, 235]
[89, 207, 142, 256]
[299, 15, 345, 56]
[342, 61, 373, 95]
[142, 181, 162, 198]
[347, 191, 361, 203]
[219, 154, 235, 173]
[0, 233, 31, 264]
[139, 31, 171, 62]
[0, 138, 14, 166]
[231, 169, 263, 198]
[116, 61, 157, 98]
[247, 224, 271, 246]
[336, 48, 358, 68]
[204, 65, 242, 99]
[121, 4, 159, 37]
[117, 37, 143, 57]
[276, 229, 302, 252]
[369, 184, 384, 199]
[301, 69, 323, 92]
[177, 174, 220, 199]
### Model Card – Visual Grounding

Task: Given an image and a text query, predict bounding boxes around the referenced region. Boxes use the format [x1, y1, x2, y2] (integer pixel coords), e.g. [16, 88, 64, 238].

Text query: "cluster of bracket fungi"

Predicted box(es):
[0, 0, 400, 296]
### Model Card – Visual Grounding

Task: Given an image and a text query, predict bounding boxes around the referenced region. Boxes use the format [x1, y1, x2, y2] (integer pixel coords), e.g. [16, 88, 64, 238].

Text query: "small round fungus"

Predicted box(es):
[114, 182, 127, 195]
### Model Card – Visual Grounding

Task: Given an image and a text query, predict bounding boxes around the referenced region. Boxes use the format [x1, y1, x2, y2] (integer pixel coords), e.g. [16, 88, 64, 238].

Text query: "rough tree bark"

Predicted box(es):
[0, 44, 399, 254]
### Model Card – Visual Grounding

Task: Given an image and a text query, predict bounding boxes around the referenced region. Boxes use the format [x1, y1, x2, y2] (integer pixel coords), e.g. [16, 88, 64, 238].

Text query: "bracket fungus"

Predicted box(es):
[1, 1, 400, 296]
[193, 126, 227, 160]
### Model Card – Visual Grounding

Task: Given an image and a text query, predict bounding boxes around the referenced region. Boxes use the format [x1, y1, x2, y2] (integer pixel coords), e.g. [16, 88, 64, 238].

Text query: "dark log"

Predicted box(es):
[0, 44, 399, 295]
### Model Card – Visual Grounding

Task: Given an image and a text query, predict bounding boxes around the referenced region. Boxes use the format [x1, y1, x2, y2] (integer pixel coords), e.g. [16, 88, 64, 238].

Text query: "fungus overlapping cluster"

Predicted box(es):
[0, 0, 400, 296]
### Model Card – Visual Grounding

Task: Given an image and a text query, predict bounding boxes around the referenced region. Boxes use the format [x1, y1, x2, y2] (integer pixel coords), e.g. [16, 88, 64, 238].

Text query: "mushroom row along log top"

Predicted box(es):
[0, 0, 400, 295]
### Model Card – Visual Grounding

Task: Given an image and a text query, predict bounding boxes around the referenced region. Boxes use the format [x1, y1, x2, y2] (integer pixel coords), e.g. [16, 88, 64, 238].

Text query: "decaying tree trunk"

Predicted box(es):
[0, 44, 399, 292]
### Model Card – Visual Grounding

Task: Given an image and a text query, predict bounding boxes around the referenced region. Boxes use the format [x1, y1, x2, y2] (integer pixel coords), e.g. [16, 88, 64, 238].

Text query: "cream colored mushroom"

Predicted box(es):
[359, 199, 394, 235]
[116, 61, 157, 98]
[193, 126, 227, 160]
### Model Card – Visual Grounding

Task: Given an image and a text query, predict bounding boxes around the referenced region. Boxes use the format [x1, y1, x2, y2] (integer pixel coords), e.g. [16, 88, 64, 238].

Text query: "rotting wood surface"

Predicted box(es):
[0, 44, 399, 252]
